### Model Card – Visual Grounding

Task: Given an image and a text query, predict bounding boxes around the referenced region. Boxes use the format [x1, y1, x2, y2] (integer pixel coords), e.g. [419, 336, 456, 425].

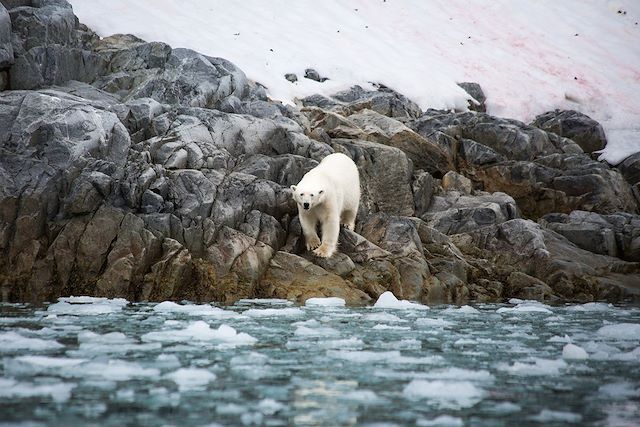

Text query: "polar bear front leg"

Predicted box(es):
[300, 213, 321, 251]
[313, 215, 339, 258]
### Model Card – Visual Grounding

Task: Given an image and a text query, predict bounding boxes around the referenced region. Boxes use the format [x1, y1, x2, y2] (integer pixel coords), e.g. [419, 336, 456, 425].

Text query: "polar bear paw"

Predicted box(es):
[305, 235, 321, 251]
[313, 244, 335, 258]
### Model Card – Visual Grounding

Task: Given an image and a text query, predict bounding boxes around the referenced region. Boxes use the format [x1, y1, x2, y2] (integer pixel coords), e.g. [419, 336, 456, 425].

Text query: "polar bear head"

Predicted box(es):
[290, 185, 325, 211]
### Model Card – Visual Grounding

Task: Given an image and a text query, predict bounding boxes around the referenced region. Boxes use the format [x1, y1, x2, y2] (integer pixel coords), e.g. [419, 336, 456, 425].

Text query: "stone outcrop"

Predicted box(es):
[0, 0, 638, 305]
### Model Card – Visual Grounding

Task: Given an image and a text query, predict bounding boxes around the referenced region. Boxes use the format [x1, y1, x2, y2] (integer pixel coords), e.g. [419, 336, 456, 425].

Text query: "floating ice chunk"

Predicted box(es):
[416, 318, 454, 328]
[610, 346, 640, 362]
[497, 300, 553, 314]
[0, 378, 76, 403]
[155, 354, 182, 370]
[152, 301, 241, 318]
[374, 291, 429, 310]
[342, 389, 382, 404]
[304, 297, 346, 307]
[295, 337, 365, 350]
[166, 368, 216, 391]
[294, 325, 340, 337]
[78, 330, 133, 344]
[236, 298, 293, 306]
[403, 379, 485, 408]
[424, 367, 494, 382]
[74, 360, 160, 381]
[363, 312, 407, 323]
[442, 305, 480, 314]
[548, 334, 572, 343]
[598, 382, 640, 399]
[417, 415, 464, 427]
[500, 358, 567, 376]
[47, 296, 128, 315]
[4, 356, 86, 376]
[257, 398, 285, 415]
[242, 307, 304, 318]
[492, 402, 522, 413]
[597, 323, 640, 340]
[529, 409, 582, 423]
[565, 302, 614, 312]
[0, 331, 64, 352]
[68, 330, 161, 356]
[141, 321, 257, 345]
[327, 350, 401, 363]
[372, 324, 411, 330]
[377, 339, 421, 350]
[562, 343, 589, 360]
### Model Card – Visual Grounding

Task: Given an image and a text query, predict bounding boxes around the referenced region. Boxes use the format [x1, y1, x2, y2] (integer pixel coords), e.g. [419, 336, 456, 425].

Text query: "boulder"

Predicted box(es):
[531, 110, 607, 155]
[0, 4, 13, 69]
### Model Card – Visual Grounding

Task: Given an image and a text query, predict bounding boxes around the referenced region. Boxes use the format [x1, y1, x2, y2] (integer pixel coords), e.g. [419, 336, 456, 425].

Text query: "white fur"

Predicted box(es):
[290, 153, 360, 258]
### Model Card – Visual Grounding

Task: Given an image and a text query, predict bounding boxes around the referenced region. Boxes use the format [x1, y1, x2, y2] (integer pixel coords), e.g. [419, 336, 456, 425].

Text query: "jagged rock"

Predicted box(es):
[8, 0, 79, 52]
[454, 219, 640, 300]
[0, 4, 13, 69]
[304, 68, 328, 82]
[541, 210, 640, 261]
[422, 191, 518, 235]
[256, 251, 370, 304]
[441, 170, 472, 194]
[531, 110, 607, 155]
[342, 109, 453, 174]
[332, 138, 414, 217]
[412, 170, 434, 217]
[457, 82, 486, 112]
[618, 152, 640, 186]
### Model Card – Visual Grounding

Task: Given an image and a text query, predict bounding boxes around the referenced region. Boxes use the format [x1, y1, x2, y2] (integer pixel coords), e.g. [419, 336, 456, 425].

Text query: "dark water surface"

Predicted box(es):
[0, 297, 639, 426]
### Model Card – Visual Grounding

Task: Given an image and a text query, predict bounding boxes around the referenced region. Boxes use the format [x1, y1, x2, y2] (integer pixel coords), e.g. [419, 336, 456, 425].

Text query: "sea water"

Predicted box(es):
[0, 297, 638, 426]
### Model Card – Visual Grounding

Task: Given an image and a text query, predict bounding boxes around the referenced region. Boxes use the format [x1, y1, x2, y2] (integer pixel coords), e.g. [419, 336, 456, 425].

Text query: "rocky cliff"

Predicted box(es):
[1, 0, 639, 304]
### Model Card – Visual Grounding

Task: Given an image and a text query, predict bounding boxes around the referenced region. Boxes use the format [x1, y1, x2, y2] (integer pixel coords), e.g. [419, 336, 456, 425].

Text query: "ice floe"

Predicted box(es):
[562, 343, 589, 360]
[165, 367, 216, 391]
[417, 415, 464, 427]
[416, 318, 454, 328]
[152, 301, 241, 318]
[598, 382, 640, 399]
[46, 296, 128, 315]
[141, 321, 257, 345]
[373, 292, 429, 310]
[500, 358, 567, 376]
[597, 323, 640, 340]
[0, 331, 64, 352]
[0, 378, 76, 403]
[304, 297, 346, 307]
[242, 307, 305, 318]
[496, 300, 553, 314]
[403, 379, 485, 408]
[529, 409, 582, 423]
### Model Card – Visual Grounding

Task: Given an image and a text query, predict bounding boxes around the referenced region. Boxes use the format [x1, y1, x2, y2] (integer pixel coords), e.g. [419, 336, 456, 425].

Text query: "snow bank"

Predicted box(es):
[373, 291, 429, 310]
[403, 379, 485, 408]
[69, 0, 640, 164]
[597, 323, 640, 340]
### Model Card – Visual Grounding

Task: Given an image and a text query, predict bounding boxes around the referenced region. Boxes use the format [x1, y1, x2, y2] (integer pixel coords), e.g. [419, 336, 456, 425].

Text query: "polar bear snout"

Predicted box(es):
[303, 202, 310, 210]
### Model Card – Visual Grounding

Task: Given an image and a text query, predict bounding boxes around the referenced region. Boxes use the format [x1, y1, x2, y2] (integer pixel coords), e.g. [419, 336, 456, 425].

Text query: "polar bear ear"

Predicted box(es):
[290, 185, 297, 192]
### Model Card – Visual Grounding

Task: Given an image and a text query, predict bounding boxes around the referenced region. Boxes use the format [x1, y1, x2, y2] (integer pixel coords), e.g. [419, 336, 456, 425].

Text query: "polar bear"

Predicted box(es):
[290, 153, 360, 258]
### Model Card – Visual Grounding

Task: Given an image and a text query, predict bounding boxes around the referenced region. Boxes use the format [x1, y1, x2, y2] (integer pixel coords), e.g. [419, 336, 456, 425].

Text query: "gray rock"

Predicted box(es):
[304, 68, 328, 82]
[422, 191, 518, 235]
[0, 4, 13, 69]
[10, 45, 107, 90]
[442, 170, 472, 194]
[284, 73, 297, 83]
[541, 210, 640, 261]
[618, 152, 640, 186]
[332, 138, 414, 217]
[8, 1, 79, 52]
[531, 110, 607, 154]
[412, 170, 434, 217]
[457, 82, 486, 112]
